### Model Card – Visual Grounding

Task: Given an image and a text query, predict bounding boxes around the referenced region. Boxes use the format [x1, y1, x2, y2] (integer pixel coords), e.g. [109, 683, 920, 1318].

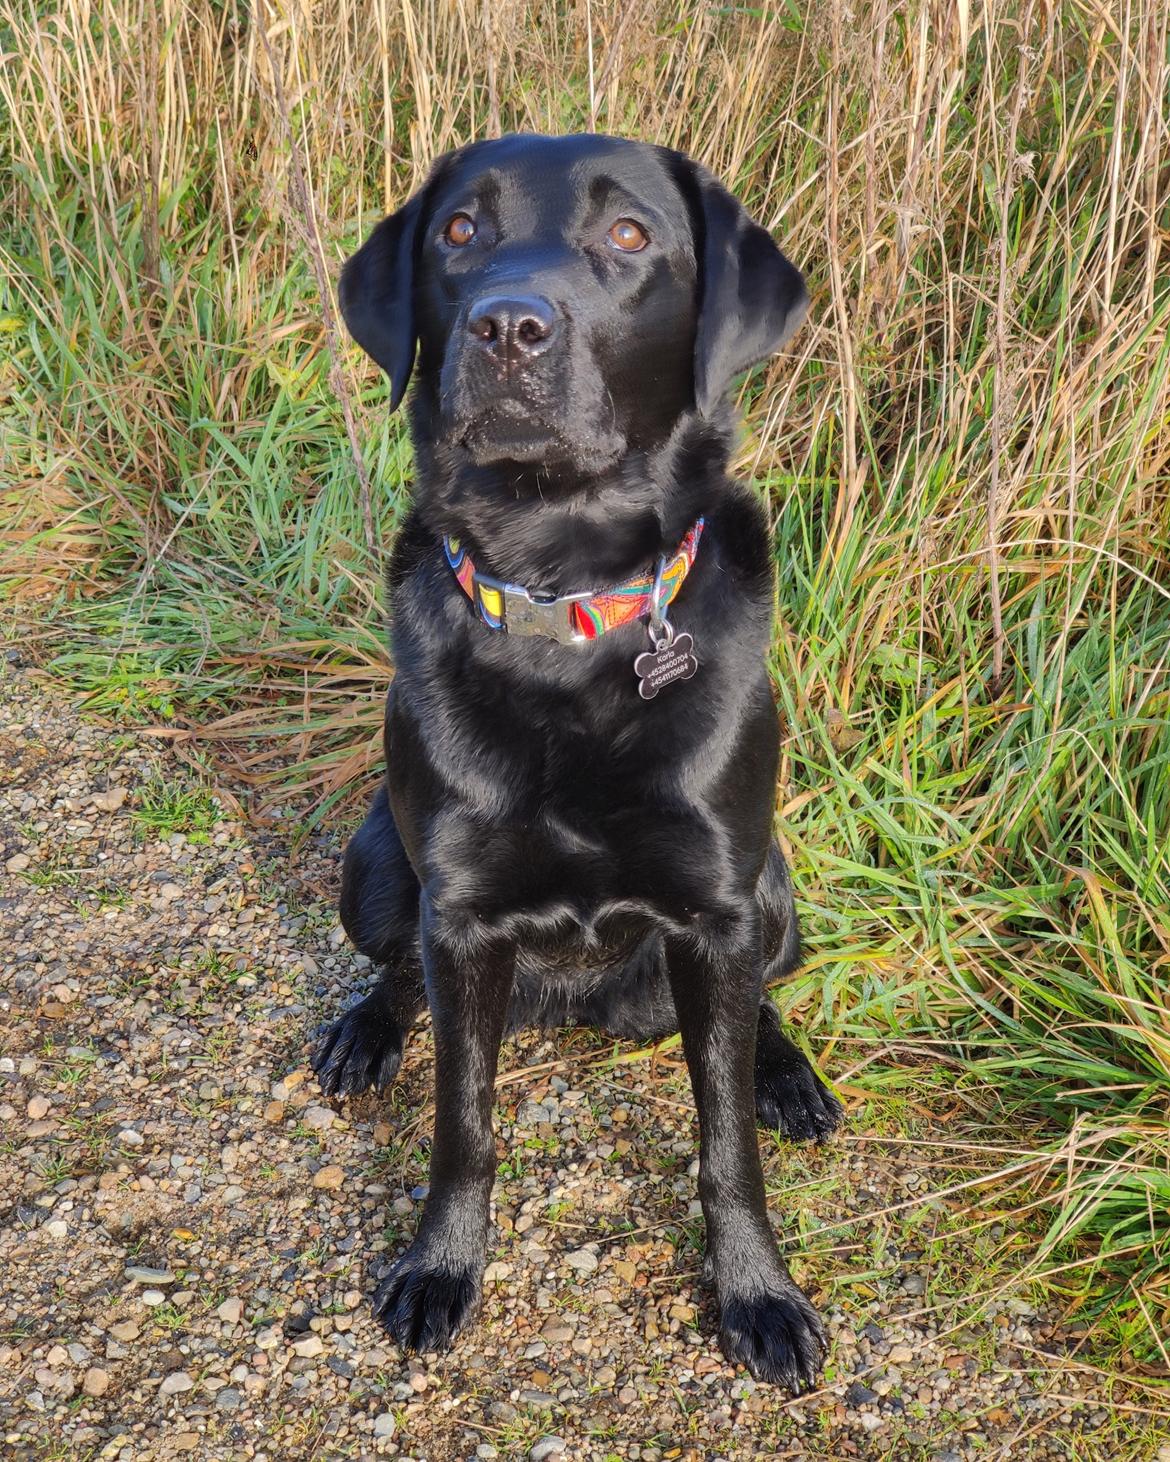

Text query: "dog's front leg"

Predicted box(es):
[372, 896, 515, 1352]
[665, 909, 827, 1392]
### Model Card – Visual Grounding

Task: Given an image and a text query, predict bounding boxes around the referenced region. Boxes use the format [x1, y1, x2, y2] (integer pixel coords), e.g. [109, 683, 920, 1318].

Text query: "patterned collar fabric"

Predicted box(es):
[443, 518, 706, 642]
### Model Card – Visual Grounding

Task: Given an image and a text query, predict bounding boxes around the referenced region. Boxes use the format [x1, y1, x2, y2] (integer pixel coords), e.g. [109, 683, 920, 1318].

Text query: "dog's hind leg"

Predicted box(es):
[754, 998, 843, 1141]
[752, 842, 844, 1142]
[312, 783, 425, 1098]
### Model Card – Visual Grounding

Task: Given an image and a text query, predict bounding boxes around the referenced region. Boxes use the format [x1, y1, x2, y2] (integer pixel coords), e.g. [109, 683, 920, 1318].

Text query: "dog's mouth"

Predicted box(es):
[457, 399, 573, 465]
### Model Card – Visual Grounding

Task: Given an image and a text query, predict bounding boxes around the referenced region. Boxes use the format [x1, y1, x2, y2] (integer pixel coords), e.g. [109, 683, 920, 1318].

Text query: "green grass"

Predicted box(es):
[131, 777, 223, 842]
[1, 0, 1169, 1377]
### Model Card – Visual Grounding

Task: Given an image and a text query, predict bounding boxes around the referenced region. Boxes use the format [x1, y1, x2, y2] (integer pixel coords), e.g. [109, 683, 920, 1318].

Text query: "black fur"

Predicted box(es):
[312, 132, 841, 1392]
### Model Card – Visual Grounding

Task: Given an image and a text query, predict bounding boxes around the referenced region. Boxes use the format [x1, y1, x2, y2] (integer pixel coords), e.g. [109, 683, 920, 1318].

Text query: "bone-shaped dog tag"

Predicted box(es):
[634, 630, 698, 699]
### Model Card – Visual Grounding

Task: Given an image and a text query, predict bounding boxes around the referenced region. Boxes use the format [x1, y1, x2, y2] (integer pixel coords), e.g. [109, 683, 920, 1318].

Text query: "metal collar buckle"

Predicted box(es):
[477, 573, 593, 644]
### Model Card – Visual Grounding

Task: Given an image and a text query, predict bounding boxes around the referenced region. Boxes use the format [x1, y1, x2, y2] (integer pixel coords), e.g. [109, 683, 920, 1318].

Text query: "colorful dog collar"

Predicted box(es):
[443, 519, 705, 644]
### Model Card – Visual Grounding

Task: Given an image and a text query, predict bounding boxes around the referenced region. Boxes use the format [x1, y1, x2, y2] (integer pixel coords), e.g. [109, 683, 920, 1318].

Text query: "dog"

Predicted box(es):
[311, 132, 843, 1392]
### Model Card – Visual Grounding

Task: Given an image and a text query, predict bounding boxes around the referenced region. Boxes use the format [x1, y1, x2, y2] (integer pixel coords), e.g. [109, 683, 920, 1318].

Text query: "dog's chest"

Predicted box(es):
[425, 790, 722, 933]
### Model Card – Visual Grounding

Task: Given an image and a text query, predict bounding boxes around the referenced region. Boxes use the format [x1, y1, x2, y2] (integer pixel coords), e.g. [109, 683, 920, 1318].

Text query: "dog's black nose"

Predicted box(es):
[467, 294, 557, 364]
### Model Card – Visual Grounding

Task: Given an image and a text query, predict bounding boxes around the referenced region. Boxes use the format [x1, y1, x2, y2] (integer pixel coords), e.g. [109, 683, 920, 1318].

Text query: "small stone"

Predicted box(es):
[312, 1165, 345, 1190]
[141, 1290, 166, 1306]
[530, 1437, 567, 1461]
[117, 1128, 144, 1147]
[172, 1434, 200, 1452]
[291, 1335, 324, 1358]
[887, 1343, 914, 1364]
[302, 1104, 336, 1131]
[859, 1413, 884, 1433]
[125, 1265, 174, 1285]
[109, 1321, 139, 1342]
[83, 1368, 110, 1397]
[565, 1248, 598, 1273]
[160, 1370, 194, 1396]
[27, 1096, 51, 1120]
[90, 787, 127, 812]
[373, 1413, 397, 1438]
[264, 1100, 285, 1124]
[901, 1273, 928, 1296]
[44, 1219, 67, 1239]
[217, 1297, 243, 1325]
[845, 1382, 879, 1407]
[484, 1261, 513, 1282]
[6, 853, 31, 873]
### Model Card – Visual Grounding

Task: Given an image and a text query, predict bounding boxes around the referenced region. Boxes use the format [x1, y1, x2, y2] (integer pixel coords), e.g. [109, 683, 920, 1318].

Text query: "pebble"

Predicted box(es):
[901, 1273, 928, 1296]
[83, 1367, 110, 1397]
[302, 1104, 336, 1131]
[217, 1296, 244, 1324]
[312, 1164, 345, 1190]
[530, 1437, 567, 1460]
[125, 1265, 174, 1284]
[373, 1413, 397, 1438]
[26, 1096, 51, 1120]
[141, 1290, 166, 1307]
[291, 1334, 324, 1357]
[160, 1371, 194, 1396]
[109, 1321, 139, 1342]
[6, 852, 31, 872]
[565, 1248, 599, 1273]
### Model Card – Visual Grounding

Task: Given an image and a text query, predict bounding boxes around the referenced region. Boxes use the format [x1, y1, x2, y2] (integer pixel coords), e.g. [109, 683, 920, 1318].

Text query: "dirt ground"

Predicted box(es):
[2, 661, 1167, 1461]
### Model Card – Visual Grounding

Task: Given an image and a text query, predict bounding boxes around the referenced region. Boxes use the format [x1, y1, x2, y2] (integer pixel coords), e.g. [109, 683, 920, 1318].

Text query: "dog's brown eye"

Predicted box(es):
[444, 214, 477, 247]
[608, 218, 648, 252]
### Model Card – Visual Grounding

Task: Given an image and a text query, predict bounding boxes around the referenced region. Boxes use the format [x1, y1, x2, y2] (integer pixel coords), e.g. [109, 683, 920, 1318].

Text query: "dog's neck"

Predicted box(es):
[409, 409, 733, 593]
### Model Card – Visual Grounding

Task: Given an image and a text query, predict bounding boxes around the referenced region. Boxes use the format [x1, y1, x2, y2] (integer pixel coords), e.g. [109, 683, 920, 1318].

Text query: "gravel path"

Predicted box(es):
[1, 662, 1165, 1461]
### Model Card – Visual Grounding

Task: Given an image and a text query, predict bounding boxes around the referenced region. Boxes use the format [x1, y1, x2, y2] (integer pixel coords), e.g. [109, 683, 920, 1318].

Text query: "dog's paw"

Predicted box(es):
[718, 1282, 827, 1392]
[372, 1249, 481, 1353]
[755, 1051, 844, 1142]
[311, 994, 405, 1099]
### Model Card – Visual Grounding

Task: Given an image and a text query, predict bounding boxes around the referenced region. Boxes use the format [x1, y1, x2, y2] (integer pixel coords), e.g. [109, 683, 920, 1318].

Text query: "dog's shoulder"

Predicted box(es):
[702, 480, 776, 608]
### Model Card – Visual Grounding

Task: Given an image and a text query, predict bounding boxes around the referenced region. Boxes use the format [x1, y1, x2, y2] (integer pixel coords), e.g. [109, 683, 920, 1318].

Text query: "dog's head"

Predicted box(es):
[340, 134, 807, 476]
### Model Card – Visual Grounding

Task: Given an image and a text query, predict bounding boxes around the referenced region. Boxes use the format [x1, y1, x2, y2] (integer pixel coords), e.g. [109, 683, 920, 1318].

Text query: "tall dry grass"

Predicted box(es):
[1, 0, 1169, 1360]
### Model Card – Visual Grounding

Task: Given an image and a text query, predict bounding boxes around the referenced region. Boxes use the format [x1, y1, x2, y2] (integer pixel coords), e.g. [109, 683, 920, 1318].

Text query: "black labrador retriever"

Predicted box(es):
[312, 132, 843, 1392]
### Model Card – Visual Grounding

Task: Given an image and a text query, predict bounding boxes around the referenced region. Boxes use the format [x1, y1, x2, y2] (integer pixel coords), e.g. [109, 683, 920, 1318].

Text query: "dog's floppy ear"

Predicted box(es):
[339, 191, 427, 412]
[689, 171, 809, 416]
